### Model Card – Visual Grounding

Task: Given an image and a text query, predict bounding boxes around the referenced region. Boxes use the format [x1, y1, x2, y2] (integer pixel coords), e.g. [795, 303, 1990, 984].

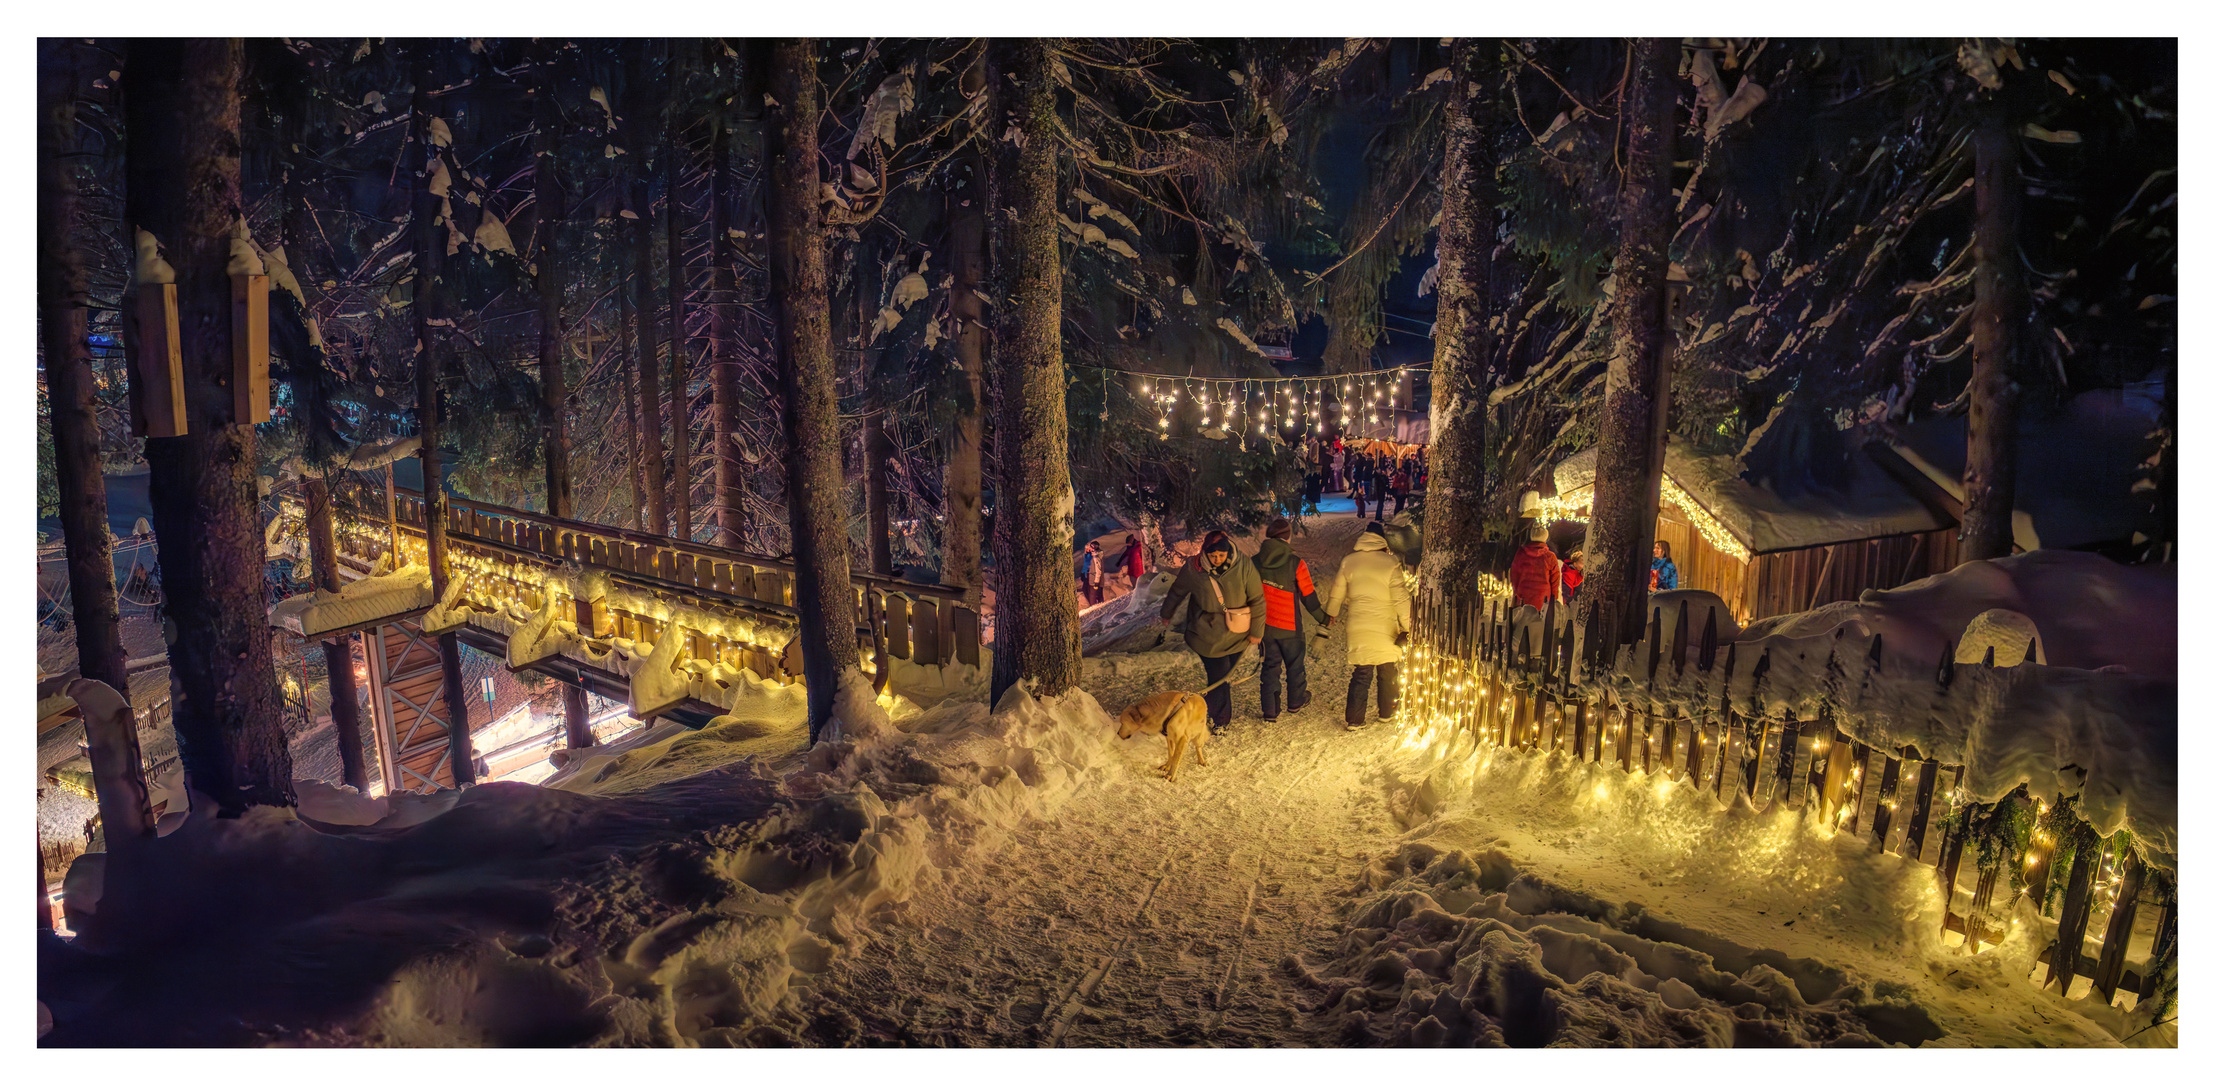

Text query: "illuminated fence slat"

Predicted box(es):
[1403, 584, 2174, 1010]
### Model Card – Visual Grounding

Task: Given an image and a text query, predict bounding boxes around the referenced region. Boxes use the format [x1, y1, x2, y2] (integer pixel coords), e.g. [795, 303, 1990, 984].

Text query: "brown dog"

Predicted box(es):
[1114, 690, 1212, 782]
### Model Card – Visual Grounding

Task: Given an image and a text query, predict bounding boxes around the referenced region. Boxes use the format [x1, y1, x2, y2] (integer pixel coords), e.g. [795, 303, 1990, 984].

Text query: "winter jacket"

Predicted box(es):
[1562, 564, 1584, 602]
[1161, 546, 1267, 659]
[1650, 556, 1679, 592]
[1252, 537, 1329, 639]
[1078, 548, 1101, 584]
[1122, 539, 1146, 579]
[1508, 542, 1562, 611]
[1325, 533, 1412, 666]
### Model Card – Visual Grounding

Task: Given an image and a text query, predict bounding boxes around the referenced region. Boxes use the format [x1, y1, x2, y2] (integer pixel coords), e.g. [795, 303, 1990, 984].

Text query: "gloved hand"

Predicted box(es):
[1394, 630, 1410, 647]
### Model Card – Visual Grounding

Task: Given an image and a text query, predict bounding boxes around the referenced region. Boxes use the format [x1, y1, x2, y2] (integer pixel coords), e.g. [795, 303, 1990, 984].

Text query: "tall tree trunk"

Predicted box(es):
[988, 38, 1082, 706]
[42, 40, 127, 692]
[1959, 78, 2023, 564]
[666, 45, 692, 541]
[619, 266, 646, 531]
[941, 49, 989, 607]
[865, 403, 893, 575]
[765, 38, 860, 739]
[531, 44, 594, 749]
[47, 39, 153, 871]
[632, 213, 667, 533]
[1419, 39, 1497, 597]
[534, 41, 572, 520]
[709, 109, 748, 548]
[1576, 37, 1678, 656]
[303, 477, 367, 790]
[124, 38, 295, 812]
[410, 49, 475, 785]
[627, 47, 669, 537]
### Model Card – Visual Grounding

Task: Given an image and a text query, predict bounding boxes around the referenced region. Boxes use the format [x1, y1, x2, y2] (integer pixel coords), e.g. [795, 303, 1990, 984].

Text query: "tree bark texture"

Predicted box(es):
[666, 51, 692, 542]
[619, 273, 647, 531]
[1577, 37, 1678, 654]
[943, 135, 989, 605]
[534, 41, 573, 519]
[41, 40, 128, 692]
[303, 477, 368, 791]
[710, 110, 748, 548]
[865, 405, 893, 575]
[626, 51, 669, 537]
[1959, 89, 2023, 564]
[410, 51, 475, 783]
[988, 38, 1082, 705]
[124, 38, 295, 812]
[1418, 39, 1497, 597]
[766, 38, 861, 739]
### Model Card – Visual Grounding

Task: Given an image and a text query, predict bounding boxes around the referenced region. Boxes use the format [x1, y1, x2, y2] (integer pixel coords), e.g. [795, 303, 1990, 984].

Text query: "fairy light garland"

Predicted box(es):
[1531, 477, 1751, 562]
[1081, 364, 1428, 442]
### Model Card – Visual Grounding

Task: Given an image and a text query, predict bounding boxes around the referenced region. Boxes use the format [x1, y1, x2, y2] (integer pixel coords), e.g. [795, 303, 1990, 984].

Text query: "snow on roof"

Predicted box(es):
[1885, 384, 2159, 551]
[1553, 437, 1950, 556]
[1553, 386, 2160, 557]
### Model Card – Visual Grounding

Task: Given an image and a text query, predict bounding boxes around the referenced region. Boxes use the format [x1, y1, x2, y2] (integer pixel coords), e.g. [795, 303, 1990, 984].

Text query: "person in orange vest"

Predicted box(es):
[1507, 521, 1562, 611]
[1252, 517, 1330, 721]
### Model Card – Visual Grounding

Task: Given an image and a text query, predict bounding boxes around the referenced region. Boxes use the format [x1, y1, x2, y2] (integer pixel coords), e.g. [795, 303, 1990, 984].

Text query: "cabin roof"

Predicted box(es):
[1551, 384, 2160, 557]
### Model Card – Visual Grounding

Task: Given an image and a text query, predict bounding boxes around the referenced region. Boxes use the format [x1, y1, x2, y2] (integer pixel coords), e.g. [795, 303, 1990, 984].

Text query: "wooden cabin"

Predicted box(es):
[1542, 386, 2158, 626]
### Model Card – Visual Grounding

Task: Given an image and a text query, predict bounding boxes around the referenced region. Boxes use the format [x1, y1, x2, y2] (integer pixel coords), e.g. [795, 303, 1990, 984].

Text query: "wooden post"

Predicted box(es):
[1870, 753, 1904, 850]
[1902, 759, 1942, 862]
[230, 274, 270, 424]
[2091, 851, 2146, 1004]
[1963, 863, 2002, 952]
[2046, 825, 2099, 993]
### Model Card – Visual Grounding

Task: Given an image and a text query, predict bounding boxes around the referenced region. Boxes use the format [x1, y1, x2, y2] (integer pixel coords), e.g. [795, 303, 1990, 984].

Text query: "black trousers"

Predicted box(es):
[1346, 661, 1401, 725]
[1259, 634, 1309, 718]
[1371, 491, 1388, 520]
[1199, 650, 1241, 727]
[1392, 492, 1407, 516]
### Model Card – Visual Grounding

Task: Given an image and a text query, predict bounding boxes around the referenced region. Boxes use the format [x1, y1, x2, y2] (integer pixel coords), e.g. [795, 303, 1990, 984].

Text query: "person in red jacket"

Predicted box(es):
[1561, 547, 1585, 603]
[1252, 517, 1331, 720]
[1507, 522, 1562, 611]
[1121, 532, 1146, 583]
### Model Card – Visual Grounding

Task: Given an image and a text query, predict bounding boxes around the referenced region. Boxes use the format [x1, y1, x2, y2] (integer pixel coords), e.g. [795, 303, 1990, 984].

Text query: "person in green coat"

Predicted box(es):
[1160, 530, 1266, 733]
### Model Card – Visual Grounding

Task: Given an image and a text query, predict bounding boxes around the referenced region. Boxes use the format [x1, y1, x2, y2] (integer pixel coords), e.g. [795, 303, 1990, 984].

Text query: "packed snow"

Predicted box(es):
[37, 516, 2168, 1047]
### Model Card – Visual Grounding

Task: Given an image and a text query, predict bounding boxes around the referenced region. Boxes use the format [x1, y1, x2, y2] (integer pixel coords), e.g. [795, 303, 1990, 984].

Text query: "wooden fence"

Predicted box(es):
[307, 486, 982, 695]
[1404, 584, 2177, 1013]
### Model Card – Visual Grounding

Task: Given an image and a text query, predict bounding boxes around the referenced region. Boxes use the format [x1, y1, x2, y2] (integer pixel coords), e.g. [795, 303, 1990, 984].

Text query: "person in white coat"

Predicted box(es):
[1324, 523, 1412, 728]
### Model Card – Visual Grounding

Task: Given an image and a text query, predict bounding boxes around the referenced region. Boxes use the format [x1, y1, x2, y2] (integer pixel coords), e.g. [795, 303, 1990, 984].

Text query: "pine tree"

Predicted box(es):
[940, 48, 991, 607]
[124, 38, 296, 811]
[1576, 38, 1678, 655]
[1418, 39, 1498, 596]
[1959, 40, 2025, 564]
[988, 38, 1082, 705]
[409, 46, 476, 783]
[765, 38, 861, 738]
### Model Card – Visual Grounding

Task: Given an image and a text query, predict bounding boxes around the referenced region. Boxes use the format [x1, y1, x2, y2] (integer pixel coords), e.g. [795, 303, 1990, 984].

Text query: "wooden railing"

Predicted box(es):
[295, 486, 981, 698]
[1403, 585, 2177, 1015]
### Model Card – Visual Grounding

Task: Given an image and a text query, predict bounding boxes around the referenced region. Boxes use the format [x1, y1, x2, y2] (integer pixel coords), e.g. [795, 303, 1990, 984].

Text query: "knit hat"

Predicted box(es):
[1202, 531, 1234, 555]
[1266, 517, 1293, 540]
[1365, 521, 1387, 537]
[1529, 522, 1548, 543]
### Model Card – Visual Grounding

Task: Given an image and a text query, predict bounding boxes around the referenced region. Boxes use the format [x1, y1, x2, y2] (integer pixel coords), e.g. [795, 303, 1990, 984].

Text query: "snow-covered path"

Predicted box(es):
[802, 695, 1407, 1046]
[802, 512, 1403, 1046]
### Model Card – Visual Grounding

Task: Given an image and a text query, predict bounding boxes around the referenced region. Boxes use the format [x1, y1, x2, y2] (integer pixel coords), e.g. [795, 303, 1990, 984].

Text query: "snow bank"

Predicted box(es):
[1298, 834, 1945, 1046]
[1582, 551, 2175, 872]
[269, 563, 432, 637]
[44, 663, 1120, 1046]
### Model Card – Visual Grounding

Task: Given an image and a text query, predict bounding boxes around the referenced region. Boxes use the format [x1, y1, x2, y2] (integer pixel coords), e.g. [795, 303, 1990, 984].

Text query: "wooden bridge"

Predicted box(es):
[272, 483, 982, 795]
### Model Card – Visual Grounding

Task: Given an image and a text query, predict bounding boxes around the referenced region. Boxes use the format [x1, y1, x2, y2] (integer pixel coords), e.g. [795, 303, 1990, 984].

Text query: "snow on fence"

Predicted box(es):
[1402, 584, 2177, 1016]
[283, 487, 981, 714]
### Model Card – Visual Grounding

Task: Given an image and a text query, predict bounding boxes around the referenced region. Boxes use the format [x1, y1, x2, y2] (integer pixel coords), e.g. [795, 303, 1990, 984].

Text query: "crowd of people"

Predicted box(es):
[1300, 437, 1425, 521]
[1156, 518, 1412, 736]
[1506, 527, 1678, 612]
